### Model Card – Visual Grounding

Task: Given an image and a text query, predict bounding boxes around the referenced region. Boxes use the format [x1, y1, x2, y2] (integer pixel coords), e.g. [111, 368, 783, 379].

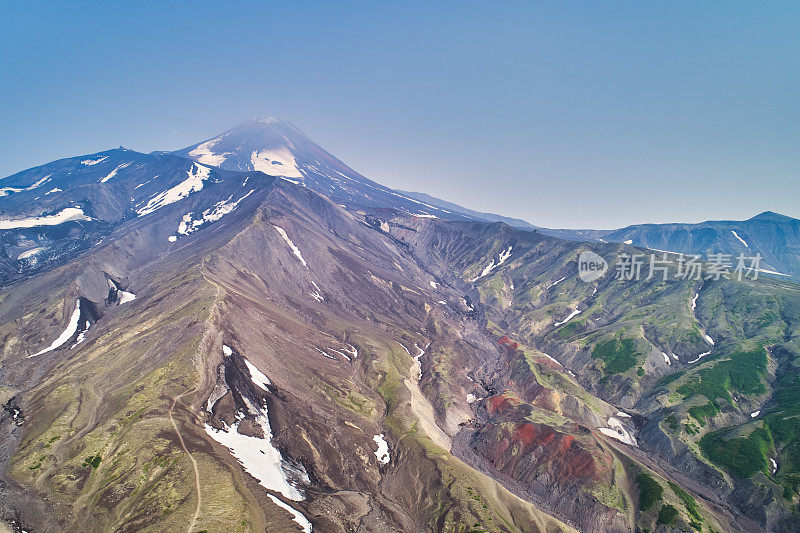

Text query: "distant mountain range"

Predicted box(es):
[398, 189, 800, 278]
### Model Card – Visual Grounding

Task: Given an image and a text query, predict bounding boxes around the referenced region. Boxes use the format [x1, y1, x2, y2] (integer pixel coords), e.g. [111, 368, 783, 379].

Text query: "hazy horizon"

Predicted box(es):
[3, 2, 798, 228]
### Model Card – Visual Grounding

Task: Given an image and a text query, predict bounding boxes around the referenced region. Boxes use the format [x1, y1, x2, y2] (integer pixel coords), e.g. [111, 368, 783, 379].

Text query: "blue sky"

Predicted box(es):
[2, 1, 799, 228]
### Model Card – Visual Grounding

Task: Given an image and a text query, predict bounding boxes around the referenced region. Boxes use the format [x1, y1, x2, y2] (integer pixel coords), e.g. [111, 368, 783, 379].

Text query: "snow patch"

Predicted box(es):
[251, 148, 303, 179]
[203, 403, 306, 501]
[310, 281, 324, 302]
[17, 247, 46, 260]
[81, 156, 108, 166]
[175, 190, 254, 238]
[771, 458, 778, 474]
[750, 410, 760, 418]
[267, 495, 312, 533]
[0, 207, 90, 230]
[0, 175, 50, 197]
[29, 300, 81, 357]
[345, 344, 358, 359]
[554, 308, 581, 327]
[623, 239, 633, 245]
[691, 293, 699, 311]
[599, 417, 637, 446]
[429, 280, 438, 289]
[373, 434, 390, 465]
[731, 230, 749, 248]
[663, 352, 671, 365]
[109, 279, 135, 304]
[99, 162, 131, 183]
[469, 246, 513, 282]
[273, 226, 308, 268]
[244, 358, 272, 389]
[136, 163, 212, 216]
[189, 137, 231, 167]
[704, 334, 715, 346]
[44, 188, 62, 195]
[687, 351, 712, 364]
[547, 276, 567, 289]
[315, 348, 335, 360]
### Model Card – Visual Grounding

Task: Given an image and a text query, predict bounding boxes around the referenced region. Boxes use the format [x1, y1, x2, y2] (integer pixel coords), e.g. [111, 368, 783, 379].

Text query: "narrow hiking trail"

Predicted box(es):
[170, 392, 202, 533]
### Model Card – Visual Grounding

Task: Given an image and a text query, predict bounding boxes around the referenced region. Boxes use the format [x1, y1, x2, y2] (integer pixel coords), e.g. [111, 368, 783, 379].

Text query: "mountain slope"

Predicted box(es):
[395, 190, 540, 230]
[1, 120, 799, 532]
[173, 118, 472, 221]
[0, 148, 261, 286]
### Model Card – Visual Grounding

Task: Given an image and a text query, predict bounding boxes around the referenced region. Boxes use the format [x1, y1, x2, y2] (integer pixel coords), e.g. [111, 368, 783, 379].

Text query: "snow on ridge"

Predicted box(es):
[373, 434, 390, 465]
[17, 247, 46, 260]
[189, 137, 232, 167]
[547, 276, 567, 289]
[470, 246, 513, 282]
[203, 398, 306, 502]
[0, 207, 90, 230]
[0, 175, 52, 197]
[29, 300, 81, 357]
[267, 495, 312, 533]
[118, 290, 136, 304]
[687, 351, 712, 364]
[599, 416, 637, 446]
[81, 156, 108, 166]
[554, 309, 581, 327]
[244, 358, 272, 389]
[315, 348, 336, 360]
[109, 279, 136, 304]
[99, 162, 131, 183]
[250, 148, 303, 179]
[136, 163, 212, 217]
[309, 281, 324, 302]
[273, 225, 308, 268]
[731, 230, 749, 248]
[176, 189, 255, 237]
[70, 319, 91, 348]
[44, 188, 63, 195]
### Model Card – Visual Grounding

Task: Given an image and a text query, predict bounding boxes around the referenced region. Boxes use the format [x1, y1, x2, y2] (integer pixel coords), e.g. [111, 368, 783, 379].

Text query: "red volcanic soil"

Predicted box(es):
[485, 391, 522, 414]
[497, 336, 519, 353]
[476, 420, 602, 485]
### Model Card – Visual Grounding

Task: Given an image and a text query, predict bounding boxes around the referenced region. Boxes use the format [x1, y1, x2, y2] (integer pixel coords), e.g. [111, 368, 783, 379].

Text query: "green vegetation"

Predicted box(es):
[688, 402, 719, 426]
[592, 335, 639, 375]
[657, 504, 679, 525]
[762, 366, 800, 498]
[84, 455, 102, 469]
[556, 320, 582, 339]
[657, 371, 684, 387]
[677, 345, 768, 405]
[636, 473, 663, 511]
[699, 427, 771, 479]
[669, 482, 702, 523]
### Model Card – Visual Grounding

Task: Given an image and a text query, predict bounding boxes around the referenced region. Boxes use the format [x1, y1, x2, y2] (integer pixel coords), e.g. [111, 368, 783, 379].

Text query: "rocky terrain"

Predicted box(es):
[0, 119, 798, 532]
